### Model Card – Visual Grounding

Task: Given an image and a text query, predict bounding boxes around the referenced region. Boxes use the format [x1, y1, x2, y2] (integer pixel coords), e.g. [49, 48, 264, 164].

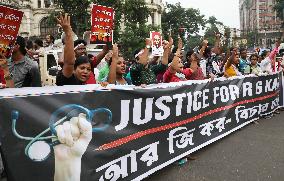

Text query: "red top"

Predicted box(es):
[86, 72, 96, 84]
[86, 56, 98, 84]
[0, 69, 5, 84]
[187, 67, 205, 80]
[163, 68, 193, 83]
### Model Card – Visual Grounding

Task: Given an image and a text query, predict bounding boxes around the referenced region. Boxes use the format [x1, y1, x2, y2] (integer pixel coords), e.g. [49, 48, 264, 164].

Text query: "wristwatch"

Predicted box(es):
[4, 73, 13, 81]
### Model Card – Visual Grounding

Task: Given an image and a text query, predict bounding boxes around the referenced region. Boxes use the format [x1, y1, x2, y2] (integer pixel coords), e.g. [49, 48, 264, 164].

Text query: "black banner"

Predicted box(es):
[0, 74, 281, 181]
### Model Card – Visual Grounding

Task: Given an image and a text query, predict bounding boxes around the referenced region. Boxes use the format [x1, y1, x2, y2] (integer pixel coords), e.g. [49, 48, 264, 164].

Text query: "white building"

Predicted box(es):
[1, 0, 164, 38]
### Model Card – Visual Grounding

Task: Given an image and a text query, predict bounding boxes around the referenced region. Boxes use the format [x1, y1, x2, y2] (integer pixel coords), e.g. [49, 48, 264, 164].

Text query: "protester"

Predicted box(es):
[106, 44, 132, 85]
[224, 53, 242, 78]
[260, 41, 280, 74]
[32, 38, 45, 64]
[198, 39, 209, 77]
[149, 56, 165, 83]
[244, 54, 262, 75]
[184, 49, 194, 68]
[130, 38, 169, 86]
[186, 51, 204, 80]
[72, 40, 110, 84]
[257, 54, 262, 64]
[163, 38, 195, 83]
[45, 34, 55, 50]
[239, 48, 249, 74]
[25, 39, 34, 59]
[56, 14, 92, 86]
[97, 50, 113, 82]
[0, 36, 41, 88]
[206, 33, 224, 78]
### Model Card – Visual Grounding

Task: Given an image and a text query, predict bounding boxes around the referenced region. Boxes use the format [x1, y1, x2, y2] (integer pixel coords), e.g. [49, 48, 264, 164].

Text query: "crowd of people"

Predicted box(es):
[1, 14, 283, 90]
[1, 14, 284, 177]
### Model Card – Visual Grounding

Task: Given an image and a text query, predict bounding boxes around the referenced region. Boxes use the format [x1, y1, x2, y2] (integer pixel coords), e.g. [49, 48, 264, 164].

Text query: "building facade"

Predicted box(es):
[239, 0, 283, 48]
[1, 0, 164, 39]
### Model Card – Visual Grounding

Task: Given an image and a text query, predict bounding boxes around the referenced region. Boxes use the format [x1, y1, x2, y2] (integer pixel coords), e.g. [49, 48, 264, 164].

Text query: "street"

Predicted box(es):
[146, 112, 284, 181]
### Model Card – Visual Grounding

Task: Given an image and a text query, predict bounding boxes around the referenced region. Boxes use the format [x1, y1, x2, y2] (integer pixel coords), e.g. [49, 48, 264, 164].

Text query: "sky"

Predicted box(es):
[164, 0, 240, 29]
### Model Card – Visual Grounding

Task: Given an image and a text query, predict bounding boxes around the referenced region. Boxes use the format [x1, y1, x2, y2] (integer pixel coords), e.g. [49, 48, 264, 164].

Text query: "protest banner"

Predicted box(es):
[151, 31, 163, 56]
[90, 4, 114, 45]
[0, 74, 281, 181]
[0, 5, 23, 57]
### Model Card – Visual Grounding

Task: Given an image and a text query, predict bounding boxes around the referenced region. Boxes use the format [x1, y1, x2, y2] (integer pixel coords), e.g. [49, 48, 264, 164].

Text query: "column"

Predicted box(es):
[41, 0, 44, 8]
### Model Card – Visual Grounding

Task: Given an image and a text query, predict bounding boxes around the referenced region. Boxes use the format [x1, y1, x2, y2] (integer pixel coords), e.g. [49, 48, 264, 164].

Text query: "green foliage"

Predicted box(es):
[223, 27, 231, 50]
[161, 3, 206, 47]
[55, 0, 91, 36]
[274, 0, 284, 21]
[123, 0, 150, 24]
[118, 0, 155, 59]
[120, 23, 160, 59]
[204, 16, 223, 45]
[203, 16, 231, 51]
[186, 35, 202, 50]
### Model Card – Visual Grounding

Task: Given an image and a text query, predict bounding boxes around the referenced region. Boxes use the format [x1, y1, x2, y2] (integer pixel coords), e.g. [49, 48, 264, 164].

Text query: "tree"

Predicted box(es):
[53, 0, 91, 36]
[204, 16, 223, 45]
[223, 27, 231, 50]
[118, 0, 155, 59]
[246, 31, 258, 48]
[203, 16, 231, 50]
[161, 3, 206, 48]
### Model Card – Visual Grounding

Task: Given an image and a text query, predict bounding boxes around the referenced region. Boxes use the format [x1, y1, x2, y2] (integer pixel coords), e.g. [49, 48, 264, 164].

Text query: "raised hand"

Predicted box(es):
[145, 38, 152, 48]
[202, 39, 208, 48]
[112, 44, 118, 59]
[161, 36, 173, 65]
[215, 32, 221, 39]
[177, 37, 183, 50]
[163, 37, 173, 50]
[56, 13, 72, 33]
[138, 38, 151, 65]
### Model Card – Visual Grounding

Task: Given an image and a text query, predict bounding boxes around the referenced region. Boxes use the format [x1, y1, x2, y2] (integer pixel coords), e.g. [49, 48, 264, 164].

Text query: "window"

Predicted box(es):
[38, 0, 41, 8]
[151, 13, 155, 26]
[40, 17, 58, 39]
[44, 0, 51, 8]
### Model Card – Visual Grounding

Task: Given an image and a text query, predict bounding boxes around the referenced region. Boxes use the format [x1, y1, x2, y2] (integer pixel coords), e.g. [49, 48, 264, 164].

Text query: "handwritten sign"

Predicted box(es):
[91, 4, 114, 45]
[0, 5, 23, 57]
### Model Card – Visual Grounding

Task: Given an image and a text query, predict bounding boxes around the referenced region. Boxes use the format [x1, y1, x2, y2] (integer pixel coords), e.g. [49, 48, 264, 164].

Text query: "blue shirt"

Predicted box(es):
[239, 58, 248, 74]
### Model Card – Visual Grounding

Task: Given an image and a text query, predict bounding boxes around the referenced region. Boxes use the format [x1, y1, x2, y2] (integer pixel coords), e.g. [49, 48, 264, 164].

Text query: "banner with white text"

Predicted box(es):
[0, 74, 281, 181]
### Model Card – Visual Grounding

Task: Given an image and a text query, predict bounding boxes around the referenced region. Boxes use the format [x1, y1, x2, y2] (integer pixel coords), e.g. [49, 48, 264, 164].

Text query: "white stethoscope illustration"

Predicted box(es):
[11, 104, 112, 162]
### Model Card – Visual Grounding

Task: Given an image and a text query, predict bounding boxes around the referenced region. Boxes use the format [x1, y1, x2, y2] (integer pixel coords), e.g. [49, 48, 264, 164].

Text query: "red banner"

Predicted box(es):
[0, 5, 23, 57]
[91, 4, 114, 45]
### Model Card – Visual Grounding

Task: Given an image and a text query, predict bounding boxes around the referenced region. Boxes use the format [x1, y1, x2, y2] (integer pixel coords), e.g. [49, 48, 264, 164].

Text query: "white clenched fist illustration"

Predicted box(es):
[54, 113, 92, 181]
